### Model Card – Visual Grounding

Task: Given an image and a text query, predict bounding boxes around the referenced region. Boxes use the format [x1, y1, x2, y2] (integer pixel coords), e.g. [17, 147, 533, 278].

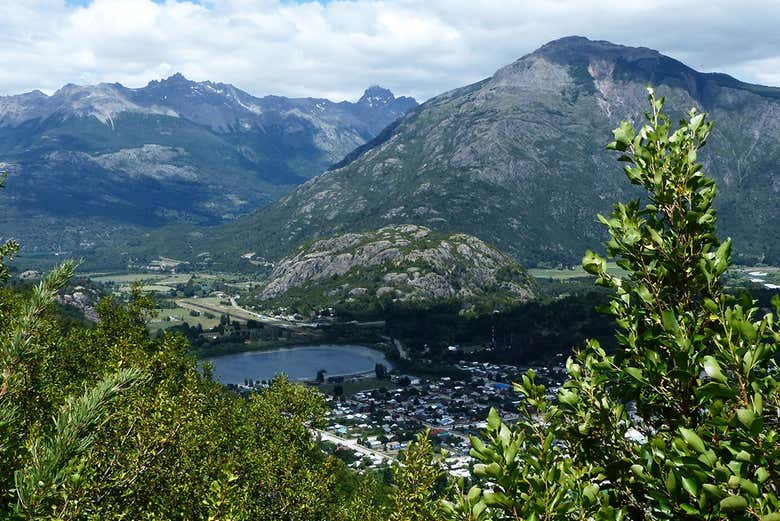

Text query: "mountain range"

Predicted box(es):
[0, 75, 416, 255]
[140, 36, 778, 269]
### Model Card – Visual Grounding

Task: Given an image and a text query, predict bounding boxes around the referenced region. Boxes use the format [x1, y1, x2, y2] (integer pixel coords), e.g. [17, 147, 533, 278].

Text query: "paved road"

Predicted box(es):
[175, 299, 250, 322]
[180, 297, 388, 332]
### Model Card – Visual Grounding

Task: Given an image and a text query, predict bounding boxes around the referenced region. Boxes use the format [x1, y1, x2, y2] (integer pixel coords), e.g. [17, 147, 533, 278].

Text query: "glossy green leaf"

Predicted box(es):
[682, 476, 699, 497]
[679, 428, 706, 453]
[736, 408, 756, 428]
[662, 310, 680, 333]
[702, 356, 727, 384]
[719, 495, 747, 512]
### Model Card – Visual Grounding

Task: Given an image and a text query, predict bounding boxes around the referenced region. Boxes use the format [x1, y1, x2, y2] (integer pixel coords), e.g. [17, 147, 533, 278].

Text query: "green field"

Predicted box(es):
[89, 273, 169, 284]
[83, 271, 264, 334]
[136, 284, 176, 293]
[159, 274, 206, 285]
[87, 271, 235, 286]
[85, 273, 180, 293]
[528, 262, 624, 280]
[148, 306, 221, 334]
[530, 263, 780, 287]
[225, 281, 256, 290]
[726, 266, 780, 287]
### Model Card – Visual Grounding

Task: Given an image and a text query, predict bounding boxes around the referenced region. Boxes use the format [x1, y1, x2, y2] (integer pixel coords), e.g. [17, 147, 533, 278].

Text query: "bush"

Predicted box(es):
[442, 89, 780, 520]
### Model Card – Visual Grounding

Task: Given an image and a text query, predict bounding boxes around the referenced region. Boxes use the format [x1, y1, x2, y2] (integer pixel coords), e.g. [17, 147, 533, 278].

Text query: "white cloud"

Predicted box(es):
[0, 0, 777, 101]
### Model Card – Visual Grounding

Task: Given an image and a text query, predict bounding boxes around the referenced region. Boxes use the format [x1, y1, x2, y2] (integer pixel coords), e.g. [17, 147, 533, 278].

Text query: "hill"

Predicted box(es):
[136, 36, 779, 269]
[0, 75, 416, 256]
[251, 225, 536, 314]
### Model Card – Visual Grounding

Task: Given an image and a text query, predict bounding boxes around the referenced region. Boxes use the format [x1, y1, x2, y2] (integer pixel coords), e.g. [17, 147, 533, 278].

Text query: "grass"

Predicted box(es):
[87, 271, 240, 286]
[732, 265, 780, 275]
[725, 265, 780, 287]
[225, 282, 256, 290]
[133, 284, 176, 293]
[528, 262, 624, 280]
[531, 264, 780, 290]
[81, 270, 265, 334]
[89, 273, 168, 284]
[158, 274, 201, 285]
[148, 306, 221, 333]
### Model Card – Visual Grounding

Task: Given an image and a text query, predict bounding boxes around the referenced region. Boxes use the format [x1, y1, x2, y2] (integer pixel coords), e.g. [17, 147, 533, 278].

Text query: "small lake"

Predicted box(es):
[204, 344, 392, 384]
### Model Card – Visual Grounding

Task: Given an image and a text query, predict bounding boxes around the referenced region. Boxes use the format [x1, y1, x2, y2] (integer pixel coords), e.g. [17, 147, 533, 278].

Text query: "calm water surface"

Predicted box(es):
[204, 344, 391, 384]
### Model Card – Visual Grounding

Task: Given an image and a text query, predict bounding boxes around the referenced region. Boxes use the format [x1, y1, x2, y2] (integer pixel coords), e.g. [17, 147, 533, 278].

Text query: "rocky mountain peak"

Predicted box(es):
[358, 85, 396, 107]
[44, 82, 147, 125]
[145, 73, 215, 97]
[0, 72, 421, 256]
[211, 37, 780, 271]
[492, 35, 751, 106]
[53, 82, 121, 99]
[510, 35, 677, 82]
[152, 72, 193, 86]
[0, 89, 47, 103]
[533, 35, 661, 63]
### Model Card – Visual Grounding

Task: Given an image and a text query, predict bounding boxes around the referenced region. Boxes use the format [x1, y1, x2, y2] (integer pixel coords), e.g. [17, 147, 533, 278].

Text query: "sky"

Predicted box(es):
[0, 0, 778, 101]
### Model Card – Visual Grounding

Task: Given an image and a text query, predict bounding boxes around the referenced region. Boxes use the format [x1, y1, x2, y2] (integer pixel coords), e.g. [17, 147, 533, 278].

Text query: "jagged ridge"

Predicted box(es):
[0, 75, 417, 255]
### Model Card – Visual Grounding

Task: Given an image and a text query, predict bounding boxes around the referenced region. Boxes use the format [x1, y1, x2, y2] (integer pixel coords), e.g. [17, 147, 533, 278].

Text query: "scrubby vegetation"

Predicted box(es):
[437, 89, 780, 519]
[253, 224, 536, 317]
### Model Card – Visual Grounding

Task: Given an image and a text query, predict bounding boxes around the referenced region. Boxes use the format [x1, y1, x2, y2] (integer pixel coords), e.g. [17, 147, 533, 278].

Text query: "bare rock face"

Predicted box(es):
[258, 225, 535, 309]
[55, 285, 101, 322]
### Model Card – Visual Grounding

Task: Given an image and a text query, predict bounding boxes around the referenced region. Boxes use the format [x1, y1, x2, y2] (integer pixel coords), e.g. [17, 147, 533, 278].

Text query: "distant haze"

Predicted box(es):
[1, 0, 778, 101]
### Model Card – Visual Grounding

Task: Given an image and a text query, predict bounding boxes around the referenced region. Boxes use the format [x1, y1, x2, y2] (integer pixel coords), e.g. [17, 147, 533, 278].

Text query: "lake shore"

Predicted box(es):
[204, 344, 393, 385]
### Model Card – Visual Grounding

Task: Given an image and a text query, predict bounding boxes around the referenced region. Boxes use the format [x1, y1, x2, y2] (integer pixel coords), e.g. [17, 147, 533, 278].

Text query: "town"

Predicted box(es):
[315, 359, 569, 476]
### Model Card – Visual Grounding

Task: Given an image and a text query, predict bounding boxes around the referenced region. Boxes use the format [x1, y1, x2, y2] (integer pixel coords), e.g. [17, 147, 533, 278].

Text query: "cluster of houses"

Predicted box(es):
[320, 360, 569, 475]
